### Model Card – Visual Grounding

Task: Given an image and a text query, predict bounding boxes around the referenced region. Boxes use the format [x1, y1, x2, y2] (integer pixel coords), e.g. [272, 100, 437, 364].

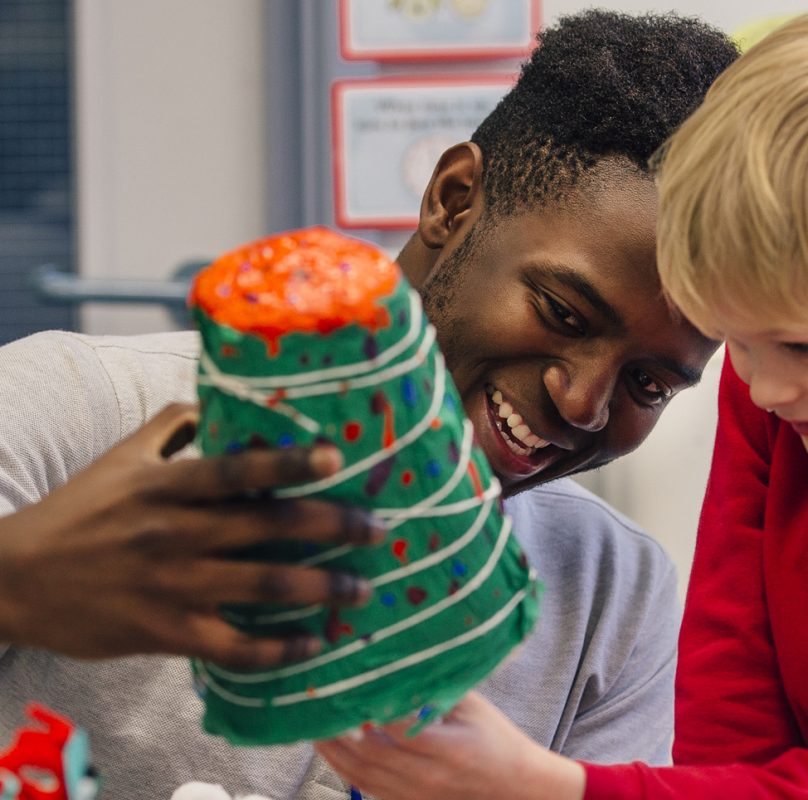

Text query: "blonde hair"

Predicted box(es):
[655, 13, 808, 338]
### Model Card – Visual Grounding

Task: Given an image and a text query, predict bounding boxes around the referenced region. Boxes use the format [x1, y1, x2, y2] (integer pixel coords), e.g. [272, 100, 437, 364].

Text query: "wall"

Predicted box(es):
[73, 0, 806, 599]
[74, 0, 269, 334]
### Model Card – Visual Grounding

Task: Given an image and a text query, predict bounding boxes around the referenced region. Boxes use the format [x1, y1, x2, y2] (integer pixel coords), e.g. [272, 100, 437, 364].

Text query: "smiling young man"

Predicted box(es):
[0, 11, 737, 800]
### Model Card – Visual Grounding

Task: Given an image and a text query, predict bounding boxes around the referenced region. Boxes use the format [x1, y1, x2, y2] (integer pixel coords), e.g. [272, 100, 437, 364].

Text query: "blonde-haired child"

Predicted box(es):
[317, 13, 808, 799]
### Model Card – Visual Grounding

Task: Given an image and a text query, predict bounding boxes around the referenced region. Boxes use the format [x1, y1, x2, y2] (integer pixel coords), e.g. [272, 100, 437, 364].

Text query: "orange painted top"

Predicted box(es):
[190, 227, 400, 352]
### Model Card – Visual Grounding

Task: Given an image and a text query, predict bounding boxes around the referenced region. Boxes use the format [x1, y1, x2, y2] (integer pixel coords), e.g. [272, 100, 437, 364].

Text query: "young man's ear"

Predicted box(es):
[418, 142, 485, 249]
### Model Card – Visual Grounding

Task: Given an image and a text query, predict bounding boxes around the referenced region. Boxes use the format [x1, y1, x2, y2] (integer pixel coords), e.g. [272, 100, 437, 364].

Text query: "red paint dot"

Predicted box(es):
[344, 421, 363, 442]
[392, 538, 409, 564]
[428, 532, 441, 551]
[401, 469, 414, 486]
[430, 417, 442, 430]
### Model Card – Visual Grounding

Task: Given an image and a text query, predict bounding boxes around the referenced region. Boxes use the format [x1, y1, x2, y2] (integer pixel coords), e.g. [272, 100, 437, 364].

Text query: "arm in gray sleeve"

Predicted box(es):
[481, 480, 680, 766]
[558, 556, 680, 765]
[0, 330, 121, 517]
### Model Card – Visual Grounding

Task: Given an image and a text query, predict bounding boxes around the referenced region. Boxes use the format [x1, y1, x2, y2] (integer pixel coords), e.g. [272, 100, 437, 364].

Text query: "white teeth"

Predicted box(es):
[487, 385, 553, 455]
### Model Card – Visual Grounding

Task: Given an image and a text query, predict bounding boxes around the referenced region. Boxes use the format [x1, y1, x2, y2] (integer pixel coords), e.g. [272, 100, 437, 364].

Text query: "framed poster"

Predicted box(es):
[339, 0, 541, 62]
[332, 75, 514, 229]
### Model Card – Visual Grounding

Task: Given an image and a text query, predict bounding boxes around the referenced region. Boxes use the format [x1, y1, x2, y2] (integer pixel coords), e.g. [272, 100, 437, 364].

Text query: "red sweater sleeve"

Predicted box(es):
[583, 353, 808, 798]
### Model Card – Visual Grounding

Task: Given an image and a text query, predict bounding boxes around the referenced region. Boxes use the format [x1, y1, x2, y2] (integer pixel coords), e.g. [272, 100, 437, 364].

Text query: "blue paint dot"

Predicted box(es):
[380, 592, 396, 607]
[225, 441, 245, 454]
[277, 433, 295, 448]
[417, 705, 435, 720]
[444, 394, 456, 411]
[426, 459, 441, 478]
[401, 376, 418, 407]
[452, 559, 468, 577]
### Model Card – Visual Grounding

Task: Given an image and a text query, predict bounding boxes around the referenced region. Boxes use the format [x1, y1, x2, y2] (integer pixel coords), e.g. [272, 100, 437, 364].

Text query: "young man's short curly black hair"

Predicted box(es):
[471, 10, 739, 216]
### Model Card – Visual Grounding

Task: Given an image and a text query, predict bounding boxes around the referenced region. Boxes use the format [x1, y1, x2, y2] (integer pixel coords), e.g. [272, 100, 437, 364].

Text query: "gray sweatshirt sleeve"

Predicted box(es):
[480, 479, 680, 766]
[0, 331, 122, 517]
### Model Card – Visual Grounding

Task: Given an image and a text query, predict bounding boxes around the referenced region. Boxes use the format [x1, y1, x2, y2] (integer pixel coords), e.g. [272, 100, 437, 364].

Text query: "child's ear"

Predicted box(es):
[418, 142, 485, 249]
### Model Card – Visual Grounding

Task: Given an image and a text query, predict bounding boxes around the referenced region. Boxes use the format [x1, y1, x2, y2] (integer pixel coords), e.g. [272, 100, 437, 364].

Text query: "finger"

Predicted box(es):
[156, 445, 343, 501]
[315, 741, 392, 800]
[170, 560, 373, 608]
[317, 735, 422, 798]
[180, 499, 386, 553]
[118, 403, 200, 460]
[446, 691, 488, 721]
[378, 716, 422, 744]
[172, 612, 322, 669]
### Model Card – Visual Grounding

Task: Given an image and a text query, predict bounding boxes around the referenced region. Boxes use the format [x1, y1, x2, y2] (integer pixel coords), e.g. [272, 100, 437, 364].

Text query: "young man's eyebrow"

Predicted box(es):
[528, 262, 705, 387]
[655, 356, 703, 387]
[527, 262, 624, 328]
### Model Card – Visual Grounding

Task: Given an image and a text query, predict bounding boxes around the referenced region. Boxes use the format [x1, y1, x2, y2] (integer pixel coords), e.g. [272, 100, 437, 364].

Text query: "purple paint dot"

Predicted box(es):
[340, 261, 352, 273]
[370, 390, 387, 415]
[322, 354, 333, 366]
[299, 353, 310, 365]
[398, 308, 407, 327]
[245, 292, 258, 304]
[447, 441, 460, 464]
[238, 261, 252, 272]
[363, 335, 378, 360]
[365, 456, 395, 496]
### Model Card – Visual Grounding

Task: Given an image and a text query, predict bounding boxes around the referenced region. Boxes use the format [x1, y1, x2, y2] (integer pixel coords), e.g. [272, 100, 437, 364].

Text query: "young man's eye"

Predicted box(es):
[630, 369, 671, 404]
[540, 293, 586, 335]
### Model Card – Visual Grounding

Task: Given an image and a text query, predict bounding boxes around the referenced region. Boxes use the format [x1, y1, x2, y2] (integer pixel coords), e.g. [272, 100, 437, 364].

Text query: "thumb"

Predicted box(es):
[121, 403, 200, 460]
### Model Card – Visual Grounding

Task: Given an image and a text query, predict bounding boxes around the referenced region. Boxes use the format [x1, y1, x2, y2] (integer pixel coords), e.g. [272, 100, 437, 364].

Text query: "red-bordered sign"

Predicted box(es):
[332, 74, 514, 229]
[339, 0, 541, 62]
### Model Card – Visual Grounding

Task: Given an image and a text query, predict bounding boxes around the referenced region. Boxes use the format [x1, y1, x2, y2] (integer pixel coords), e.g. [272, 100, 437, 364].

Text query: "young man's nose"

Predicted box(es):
[543, 363, 611, 432]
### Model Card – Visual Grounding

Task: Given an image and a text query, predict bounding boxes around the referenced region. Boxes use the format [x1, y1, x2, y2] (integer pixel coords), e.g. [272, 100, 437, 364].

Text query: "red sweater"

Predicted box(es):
[585, 354, 808, 798]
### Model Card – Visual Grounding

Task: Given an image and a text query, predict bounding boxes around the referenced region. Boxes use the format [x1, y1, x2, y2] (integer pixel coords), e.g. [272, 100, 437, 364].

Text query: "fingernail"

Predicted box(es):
[284, 636, 322, 663]
[331, 573, 373, 605]
[369, 516, 388, 544]
[309, 446, 343, 476]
